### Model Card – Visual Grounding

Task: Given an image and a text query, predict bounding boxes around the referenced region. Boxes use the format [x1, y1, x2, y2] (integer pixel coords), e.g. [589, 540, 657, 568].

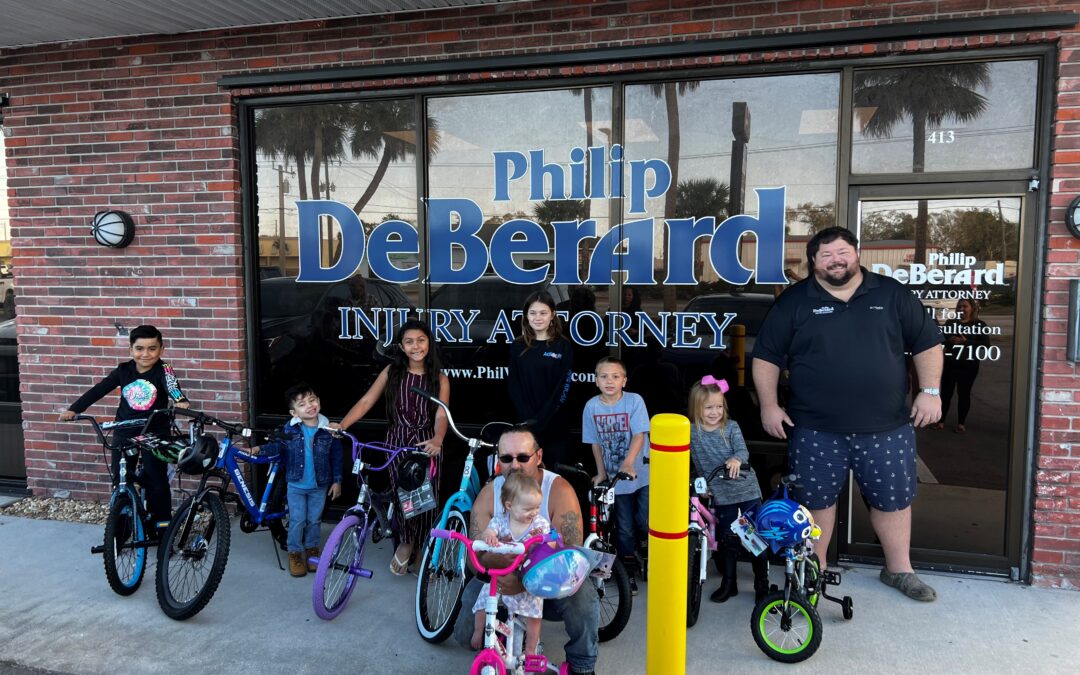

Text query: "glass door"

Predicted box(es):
[839, 182, 1036, 574]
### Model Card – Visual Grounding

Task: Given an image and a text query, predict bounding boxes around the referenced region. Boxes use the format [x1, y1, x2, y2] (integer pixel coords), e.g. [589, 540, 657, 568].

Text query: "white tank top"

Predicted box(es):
[493, 469, 558, 522]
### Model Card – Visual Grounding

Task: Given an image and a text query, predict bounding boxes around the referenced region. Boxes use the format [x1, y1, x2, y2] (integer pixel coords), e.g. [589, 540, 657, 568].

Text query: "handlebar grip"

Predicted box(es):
[614, 471, 634, 481]
[410, 386, 435, 400]
[173, 408, 201, 419]
[431, 528, 452, 540]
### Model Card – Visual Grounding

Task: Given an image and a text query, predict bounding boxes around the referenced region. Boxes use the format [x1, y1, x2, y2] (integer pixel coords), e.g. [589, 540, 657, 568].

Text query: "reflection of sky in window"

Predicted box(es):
[428, 88, 614, 225]
[852, 60, 1037, 173]
[624, 73, 841, 220]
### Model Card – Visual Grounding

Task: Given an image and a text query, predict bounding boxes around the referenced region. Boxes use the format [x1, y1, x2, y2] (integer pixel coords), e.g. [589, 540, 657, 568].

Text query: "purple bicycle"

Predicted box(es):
[310, 429, 425, 620]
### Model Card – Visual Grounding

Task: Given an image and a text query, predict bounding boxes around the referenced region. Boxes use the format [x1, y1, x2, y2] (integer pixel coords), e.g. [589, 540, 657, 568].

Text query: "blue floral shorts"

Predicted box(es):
[788, 423, 917, 512]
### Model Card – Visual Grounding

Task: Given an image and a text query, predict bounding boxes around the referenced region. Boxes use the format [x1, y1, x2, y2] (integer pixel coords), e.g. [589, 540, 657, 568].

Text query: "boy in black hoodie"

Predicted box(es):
[61, 325, 190, 531]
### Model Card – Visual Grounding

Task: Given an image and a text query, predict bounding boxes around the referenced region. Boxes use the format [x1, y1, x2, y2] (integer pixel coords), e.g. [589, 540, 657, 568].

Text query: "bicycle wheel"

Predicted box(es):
[416, 509, 470, 642]
[312, 513, 367, 620]
[595, 555, 632, 642]
[155, 493, 231, 621]
[102, 490, 146, 596]
[687, 531, 703, 628]
[750, 590, 823, 663]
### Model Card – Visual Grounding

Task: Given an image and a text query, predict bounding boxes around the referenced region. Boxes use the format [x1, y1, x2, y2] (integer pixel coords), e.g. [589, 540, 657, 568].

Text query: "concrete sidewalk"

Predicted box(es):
[1, 513, 1078, 674]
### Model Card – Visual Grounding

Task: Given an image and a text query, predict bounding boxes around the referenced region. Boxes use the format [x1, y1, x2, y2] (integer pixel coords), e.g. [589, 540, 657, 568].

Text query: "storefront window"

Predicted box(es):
[426, 87, 614, 427]
[851, 60, 1038, 174]
[252, 100, 423, 418]
[619, 73, 840, 445]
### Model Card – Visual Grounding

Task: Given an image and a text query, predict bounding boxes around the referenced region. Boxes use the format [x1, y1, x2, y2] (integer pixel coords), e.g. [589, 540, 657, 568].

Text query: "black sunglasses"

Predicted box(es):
[498, 452, 536, 464]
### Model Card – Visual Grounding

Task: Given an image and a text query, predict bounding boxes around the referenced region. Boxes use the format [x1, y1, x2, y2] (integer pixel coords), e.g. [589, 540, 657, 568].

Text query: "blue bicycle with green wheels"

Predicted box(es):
[411, 386, 504, 643]
[735, 474, 853, 663]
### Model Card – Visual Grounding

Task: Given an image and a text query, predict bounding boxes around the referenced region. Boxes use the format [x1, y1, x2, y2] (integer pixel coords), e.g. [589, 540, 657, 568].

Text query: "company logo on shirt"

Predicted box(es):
[869, 305, 885, 311]
[812, 306, 834, 315]
[542, 351, 563, 359]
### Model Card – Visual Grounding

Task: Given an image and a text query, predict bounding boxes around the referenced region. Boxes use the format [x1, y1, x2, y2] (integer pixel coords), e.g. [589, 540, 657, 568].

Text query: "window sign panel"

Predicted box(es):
[851, 60, 1038, 174]
[252, 100, 422, 418]
[851, 197, 1021, 556]
[618, 74, 841, 451]
[426, 88, 614, 428]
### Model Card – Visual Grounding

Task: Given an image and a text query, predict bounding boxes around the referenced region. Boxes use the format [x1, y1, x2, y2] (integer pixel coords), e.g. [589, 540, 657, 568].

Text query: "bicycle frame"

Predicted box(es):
[431, 528, 560, 674]
[337, 430, 406, 523]
[214, 438, 287, 527]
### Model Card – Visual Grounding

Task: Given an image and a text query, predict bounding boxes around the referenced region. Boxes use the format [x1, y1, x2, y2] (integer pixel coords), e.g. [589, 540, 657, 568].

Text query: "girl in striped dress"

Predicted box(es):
[336, 319, 449, 575]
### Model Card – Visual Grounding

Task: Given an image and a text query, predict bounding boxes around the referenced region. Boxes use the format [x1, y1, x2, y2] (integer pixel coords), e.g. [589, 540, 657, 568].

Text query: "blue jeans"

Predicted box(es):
[287, 484, 326, 552]
[454, 577, 599, 672]
[614, 486, 649, 558]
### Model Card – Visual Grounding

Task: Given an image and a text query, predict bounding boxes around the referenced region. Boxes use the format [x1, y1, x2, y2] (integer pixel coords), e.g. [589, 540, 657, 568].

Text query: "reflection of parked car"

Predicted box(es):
[663, 292, 774, 360]
[0, 265, 14, 319]
[257, 277, 414, 417]
[429, 276, 569, 342]
[0, 318, 17, 404]
[429, 276, 571, 426]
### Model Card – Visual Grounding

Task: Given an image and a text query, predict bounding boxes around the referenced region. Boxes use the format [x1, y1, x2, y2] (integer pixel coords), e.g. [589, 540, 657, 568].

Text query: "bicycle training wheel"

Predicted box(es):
[687, 531, 703, 628]
[155, 493, 231, 621]
[313, 513, 367, 620]
[597, 555, 632, 642]
[102, 490, 146, 595]
[416, 509, 470, 642]
[750, 590, 823, 663]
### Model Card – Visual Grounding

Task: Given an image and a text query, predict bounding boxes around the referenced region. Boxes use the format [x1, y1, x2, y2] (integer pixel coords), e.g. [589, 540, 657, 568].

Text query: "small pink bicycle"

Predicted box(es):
[430, 528, 572, 675]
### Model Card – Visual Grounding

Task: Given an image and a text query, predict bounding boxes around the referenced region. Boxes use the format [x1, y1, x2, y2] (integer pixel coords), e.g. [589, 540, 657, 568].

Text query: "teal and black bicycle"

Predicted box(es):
[411, 386, 503, 643]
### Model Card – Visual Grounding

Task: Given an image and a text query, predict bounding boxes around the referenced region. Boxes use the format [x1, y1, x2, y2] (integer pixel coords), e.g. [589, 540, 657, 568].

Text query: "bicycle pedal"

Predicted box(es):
[822, 569, 842, 586]
[522, 655, 548, 672]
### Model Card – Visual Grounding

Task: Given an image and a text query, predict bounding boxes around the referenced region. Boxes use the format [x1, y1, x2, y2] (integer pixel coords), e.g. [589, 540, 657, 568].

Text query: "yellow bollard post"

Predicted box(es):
[647, 413, 691, 675]
[731, 323, 747, 386]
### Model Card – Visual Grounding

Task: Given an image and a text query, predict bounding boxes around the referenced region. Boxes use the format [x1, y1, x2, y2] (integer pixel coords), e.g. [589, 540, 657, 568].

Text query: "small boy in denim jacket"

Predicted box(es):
[256, 383, 343, 577]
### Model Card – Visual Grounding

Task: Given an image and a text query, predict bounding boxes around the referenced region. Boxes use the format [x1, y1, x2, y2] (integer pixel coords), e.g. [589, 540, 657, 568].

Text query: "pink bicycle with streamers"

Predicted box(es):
[430, 528, 571, 675]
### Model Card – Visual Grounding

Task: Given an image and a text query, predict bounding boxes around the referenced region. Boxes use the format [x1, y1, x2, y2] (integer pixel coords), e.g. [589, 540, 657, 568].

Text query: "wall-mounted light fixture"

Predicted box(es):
[1066, 195, 1080, 240]
[91, 210, 136, 248]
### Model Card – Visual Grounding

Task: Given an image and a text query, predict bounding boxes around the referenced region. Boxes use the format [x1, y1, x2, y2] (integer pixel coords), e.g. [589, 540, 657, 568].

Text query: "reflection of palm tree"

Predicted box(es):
[256, 105, 349, 201]
[676, 178, 728, 282]
[348, 101, 440, 219]
[533, 199, 589, 235]
[650, 82, 699, 310]
[675, 178, 728, 220]
[854, 64, 990, 262]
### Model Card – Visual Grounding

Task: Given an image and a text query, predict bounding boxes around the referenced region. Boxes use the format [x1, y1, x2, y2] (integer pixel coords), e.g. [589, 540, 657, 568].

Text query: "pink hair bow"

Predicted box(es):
[701, 375, 729, 393]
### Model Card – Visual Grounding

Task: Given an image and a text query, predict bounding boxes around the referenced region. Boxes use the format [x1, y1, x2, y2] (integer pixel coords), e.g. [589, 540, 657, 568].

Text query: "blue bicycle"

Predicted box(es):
[155, 407, 288, 620]
[78, 411, 182, 596]
[412, 386, 503, 643]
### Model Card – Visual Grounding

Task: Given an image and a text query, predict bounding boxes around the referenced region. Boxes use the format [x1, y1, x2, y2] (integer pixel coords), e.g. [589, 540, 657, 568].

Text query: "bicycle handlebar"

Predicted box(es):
[71, 410, 169, 450]
[704, 462, 750, 484]
[409, 385, 495, 449]
[554, 463, 634, 493]
[173, 407, 252, 438]
[323, 427, 410, 470]
[431, 528, 561, 577]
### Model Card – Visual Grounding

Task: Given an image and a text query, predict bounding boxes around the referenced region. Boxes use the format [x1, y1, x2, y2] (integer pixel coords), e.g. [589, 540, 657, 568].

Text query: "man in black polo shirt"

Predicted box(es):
[751, 227, 943, 602]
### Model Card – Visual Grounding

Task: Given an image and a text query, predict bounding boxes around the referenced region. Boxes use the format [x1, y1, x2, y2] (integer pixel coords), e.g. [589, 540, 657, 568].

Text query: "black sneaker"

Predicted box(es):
[629, 576, 639, 596]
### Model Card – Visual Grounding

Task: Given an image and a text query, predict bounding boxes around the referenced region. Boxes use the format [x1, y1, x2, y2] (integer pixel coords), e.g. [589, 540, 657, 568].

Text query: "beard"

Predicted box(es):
[820, 263, 856, 287]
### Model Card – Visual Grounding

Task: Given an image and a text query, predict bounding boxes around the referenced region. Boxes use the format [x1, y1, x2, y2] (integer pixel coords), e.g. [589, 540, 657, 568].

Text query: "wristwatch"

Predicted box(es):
[919, 388, 940, 396]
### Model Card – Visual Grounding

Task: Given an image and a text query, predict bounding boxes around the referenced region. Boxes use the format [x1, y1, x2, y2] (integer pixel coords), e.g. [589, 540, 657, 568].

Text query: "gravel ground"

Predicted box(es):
[0, 497, 109, 525]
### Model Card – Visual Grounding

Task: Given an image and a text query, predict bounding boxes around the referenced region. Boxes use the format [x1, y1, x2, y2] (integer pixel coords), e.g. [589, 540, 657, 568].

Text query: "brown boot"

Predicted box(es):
[288, 551, 307, 577]
[305, 547, 320, 573]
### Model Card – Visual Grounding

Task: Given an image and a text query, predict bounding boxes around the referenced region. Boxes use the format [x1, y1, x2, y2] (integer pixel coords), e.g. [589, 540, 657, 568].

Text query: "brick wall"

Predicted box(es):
[1, 0, 1078, 587]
